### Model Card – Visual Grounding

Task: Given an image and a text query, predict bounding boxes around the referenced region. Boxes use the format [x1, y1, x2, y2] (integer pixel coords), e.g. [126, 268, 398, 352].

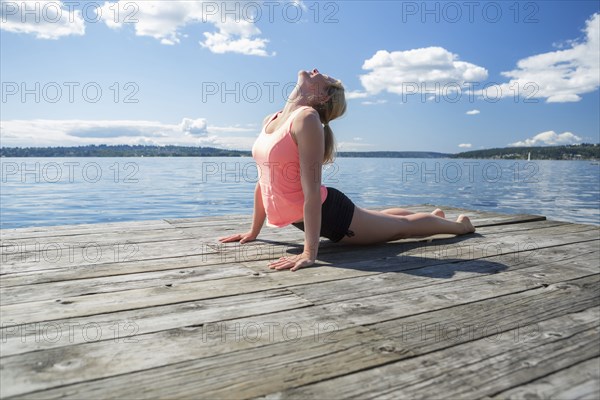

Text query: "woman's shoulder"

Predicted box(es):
[289, 107, 323, 145]
[292, 106, 321, 127]
[289, 106, 320, 129]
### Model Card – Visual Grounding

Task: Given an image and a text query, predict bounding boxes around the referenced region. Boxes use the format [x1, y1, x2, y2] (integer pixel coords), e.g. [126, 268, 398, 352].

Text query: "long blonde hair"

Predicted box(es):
[312, 80, 346, 164]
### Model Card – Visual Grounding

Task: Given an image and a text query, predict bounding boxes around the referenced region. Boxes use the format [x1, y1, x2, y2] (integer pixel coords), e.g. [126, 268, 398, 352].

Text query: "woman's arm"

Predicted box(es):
[268, 108, 325, 271]
[218, 113, 274, 244]
[249, 181, 266, 236]
[297, 112, 324, 261]
[217, 181, 266, 244]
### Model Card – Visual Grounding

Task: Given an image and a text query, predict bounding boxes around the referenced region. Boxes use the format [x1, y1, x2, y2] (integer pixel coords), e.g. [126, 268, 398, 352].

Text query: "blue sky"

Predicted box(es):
[1, 0, 599, 152]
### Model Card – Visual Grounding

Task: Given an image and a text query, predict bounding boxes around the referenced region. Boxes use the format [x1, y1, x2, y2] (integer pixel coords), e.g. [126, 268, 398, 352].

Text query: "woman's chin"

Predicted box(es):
[296, 70, 308, 86]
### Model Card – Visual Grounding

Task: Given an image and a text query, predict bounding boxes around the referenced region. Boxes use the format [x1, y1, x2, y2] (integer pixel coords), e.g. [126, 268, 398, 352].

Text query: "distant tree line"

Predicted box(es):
[0, 145, 451, 158]
[453, 143, 600, 160]
[0, 143, 598, 160]
[0, 144, 250, 157]
[337, 151, 450, 158]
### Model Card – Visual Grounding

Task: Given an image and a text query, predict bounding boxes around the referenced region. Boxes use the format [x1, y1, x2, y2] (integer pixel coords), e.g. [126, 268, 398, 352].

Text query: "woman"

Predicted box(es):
[218, 69, 475, 271]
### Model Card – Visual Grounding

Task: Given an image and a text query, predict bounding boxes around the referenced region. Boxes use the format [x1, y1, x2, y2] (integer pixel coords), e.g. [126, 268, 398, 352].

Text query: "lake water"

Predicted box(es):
[1, 157, 599, 229]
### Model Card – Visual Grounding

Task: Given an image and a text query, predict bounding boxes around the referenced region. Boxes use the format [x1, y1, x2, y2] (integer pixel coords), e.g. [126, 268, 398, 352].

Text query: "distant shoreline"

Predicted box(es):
[1, 144, 598, 160]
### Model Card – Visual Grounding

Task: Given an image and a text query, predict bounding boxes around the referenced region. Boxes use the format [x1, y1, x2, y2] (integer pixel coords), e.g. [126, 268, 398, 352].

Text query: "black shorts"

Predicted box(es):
[291, 187, 356, 243]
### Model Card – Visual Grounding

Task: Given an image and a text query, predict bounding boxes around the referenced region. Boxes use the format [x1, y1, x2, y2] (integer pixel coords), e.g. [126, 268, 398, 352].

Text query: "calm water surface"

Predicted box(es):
[1, 157, 598, 229]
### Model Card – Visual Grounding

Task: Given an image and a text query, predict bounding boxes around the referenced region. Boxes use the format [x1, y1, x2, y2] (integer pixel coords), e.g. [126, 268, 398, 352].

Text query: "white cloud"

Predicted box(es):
[0, 0, 85, 39]
[201, 30, 272, 57]
[337, 141, 376, 151]
[210, 125, 257, 133]
[458, 143, 472, 148]
[509, 131, 583, 147]
[180, 118, 208, 136]
[333, 137, 373, 151]
[357, 47, 488, 97]
[0, 118, 258, 149]
[346, 91, 369, 100]
[498, 13, 599, 103]
[466, 109, 480, 115]
[361, 99, 387, 105]
[97, 0, 272, 56]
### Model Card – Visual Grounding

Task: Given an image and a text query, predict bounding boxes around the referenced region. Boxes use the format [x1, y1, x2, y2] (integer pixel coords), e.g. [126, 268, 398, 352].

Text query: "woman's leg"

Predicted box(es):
[381, 208, 446, 218]
[339, 206, 475, 245]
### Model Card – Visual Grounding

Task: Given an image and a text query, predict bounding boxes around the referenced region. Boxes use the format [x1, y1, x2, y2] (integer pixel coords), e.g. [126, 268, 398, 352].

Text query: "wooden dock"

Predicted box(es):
[1, 205, 598, 399]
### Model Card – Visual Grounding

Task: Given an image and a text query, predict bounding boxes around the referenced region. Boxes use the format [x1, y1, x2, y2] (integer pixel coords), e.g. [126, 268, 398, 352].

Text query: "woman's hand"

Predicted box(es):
[268, 250, 315, 272]
[218, 231, 257, 244]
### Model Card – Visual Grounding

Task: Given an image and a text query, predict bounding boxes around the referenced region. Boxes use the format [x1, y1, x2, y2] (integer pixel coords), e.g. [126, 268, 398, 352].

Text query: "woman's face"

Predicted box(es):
[297, 68, 337, 100]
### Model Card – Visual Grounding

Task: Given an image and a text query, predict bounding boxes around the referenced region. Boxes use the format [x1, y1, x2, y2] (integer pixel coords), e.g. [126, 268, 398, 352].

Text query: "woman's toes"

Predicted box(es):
[457, 215, 476, 234]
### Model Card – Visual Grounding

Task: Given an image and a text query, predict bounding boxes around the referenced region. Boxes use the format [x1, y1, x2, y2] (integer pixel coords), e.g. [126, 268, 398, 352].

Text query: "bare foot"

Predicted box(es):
[431, 208, 446, 218]
[457, 215, 476, 234]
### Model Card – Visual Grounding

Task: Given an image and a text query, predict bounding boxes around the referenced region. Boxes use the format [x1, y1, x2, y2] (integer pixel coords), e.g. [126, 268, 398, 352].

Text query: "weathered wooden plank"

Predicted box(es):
[490, 357, 600, 400]
[474, 214, 546, 227]
[164, 213, 261, 225]
[0, 263, 256, 305]
[0, 237, 221, 275]
[0, 288, 313, 357]
[0, 273, 281, 327]
[0, 254, 255, 288]
[0, 227, 195, 252]
[0, 215, 259, 248]
[471, 219, 570, 234]
[257, 307, 600, 400]
[0, 223, 299, 258]
[0, 219, 175, 241]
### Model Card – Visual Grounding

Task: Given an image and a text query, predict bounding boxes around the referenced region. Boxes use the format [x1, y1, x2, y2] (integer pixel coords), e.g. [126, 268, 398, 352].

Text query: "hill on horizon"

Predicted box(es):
[0, 144, 598, 160]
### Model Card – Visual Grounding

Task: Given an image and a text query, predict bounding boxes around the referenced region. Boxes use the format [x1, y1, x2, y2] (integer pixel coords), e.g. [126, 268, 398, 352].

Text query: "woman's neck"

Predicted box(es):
[281, 89, 313, 115]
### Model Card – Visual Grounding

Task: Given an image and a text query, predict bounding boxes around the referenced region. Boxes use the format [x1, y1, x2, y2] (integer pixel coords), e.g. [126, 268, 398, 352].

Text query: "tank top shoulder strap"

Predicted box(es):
[287, 105, 313, 133]
[295, 105, 313, 115]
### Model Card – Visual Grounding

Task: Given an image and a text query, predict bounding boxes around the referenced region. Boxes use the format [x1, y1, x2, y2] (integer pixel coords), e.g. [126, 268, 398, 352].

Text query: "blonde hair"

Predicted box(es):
[313, 80, 346, 164]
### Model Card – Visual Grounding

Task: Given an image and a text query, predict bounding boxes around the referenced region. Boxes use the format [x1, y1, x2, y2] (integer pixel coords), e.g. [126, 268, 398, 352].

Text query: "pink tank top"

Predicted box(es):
[251, 106, 328, 227]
